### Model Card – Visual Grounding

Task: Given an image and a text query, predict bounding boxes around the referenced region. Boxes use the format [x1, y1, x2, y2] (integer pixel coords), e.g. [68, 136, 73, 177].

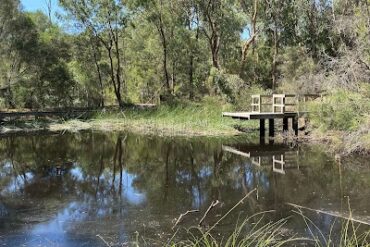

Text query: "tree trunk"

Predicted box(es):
[155, 0, 171, 95]
[171, 60, 176, 95]
[272, 24, 278, 91]
[107, 44, 123, 108]
[187, 6, 200, 99]
[271, 1, 279, 91]
[113, 34, 124, 107]
[92, 47, 104, 107]
[203, 0, 221, 70]
[308, 1, 318, 59]
[189, 51, 194, 99]
[211, 39, 220, 69]
[240, 0, 258, 76]
[210, 28, 221, 69]
[157, 17, 171, 95]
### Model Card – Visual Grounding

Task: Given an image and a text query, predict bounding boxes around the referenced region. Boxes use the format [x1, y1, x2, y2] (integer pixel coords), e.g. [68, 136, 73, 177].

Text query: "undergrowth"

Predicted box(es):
[307, 85, 370, 155]
[90, 97, 255, 136]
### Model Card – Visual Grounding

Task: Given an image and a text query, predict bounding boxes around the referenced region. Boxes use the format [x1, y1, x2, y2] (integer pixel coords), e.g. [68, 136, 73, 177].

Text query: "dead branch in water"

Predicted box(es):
[172, 209, 199, 230]
[286, 203, 370, 226]
[205, 189, 257, 234]
[96, 234, 111, 247]
[198, 200, 220, 226]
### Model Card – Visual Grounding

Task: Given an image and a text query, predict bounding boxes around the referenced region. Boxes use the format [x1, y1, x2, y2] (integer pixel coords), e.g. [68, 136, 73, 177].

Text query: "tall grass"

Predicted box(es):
[161, 212, 370, 247]
[306, 86, 370, 154]
[167, 216, 300, 247]
[308, 89, 369, 132]
[91, 97, 255, 136]
[147, 190, 303, 247]
[127, 191, 370, 247]
[293, 208, 370, 247]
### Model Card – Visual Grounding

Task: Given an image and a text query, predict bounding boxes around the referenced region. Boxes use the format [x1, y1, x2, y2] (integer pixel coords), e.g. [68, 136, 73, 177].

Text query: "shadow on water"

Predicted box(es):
[0, 131, 369, 246]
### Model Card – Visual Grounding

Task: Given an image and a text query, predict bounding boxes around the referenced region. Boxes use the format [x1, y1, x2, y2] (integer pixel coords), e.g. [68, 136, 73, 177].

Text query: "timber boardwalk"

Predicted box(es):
[0, 104, 156, 122]
[223, 94, 318, 137]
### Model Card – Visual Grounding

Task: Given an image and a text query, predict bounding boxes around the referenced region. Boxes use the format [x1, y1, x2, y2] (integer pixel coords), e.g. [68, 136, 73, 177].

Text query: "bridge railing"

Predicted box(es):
[251, 94, 320, 113]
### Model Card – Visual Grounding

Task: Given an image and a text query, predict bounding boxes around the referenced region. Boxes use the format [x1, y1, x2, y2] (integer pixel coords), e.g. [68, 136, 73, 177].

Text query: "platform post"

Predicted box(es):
[260, 119, 265, 137]
[269, 119, 275, 137]
[283, 117, 288, 132]
[293, 117, 299, 136]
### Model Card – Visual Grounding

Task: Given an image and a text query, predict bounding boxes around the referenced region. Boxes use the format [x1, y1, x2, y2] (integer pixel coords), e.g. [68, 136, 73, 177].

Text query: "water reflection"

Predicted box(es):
[0, 131, 369, 246]
[223, 143, 302, 175]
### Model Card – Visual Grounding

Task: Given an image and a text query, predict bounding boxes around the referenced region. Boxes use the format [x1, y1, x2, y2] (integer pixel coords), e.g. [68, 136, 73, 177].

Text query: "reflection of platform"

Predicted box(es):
[222, 145, 251, 158]
[222, 144, 303, 175]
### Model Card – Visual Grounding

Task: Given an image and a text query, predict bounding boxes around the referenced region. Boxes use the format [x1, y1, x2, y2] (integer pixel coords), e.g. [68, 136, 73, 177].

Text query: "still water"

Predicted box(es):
[0, 131, 369, 246]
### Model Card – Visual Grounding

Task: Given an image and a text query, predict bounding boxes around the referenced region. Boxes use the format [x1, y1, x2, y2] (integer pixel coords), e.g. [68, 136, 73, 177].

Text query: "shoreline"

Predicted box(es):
[0, 118, 245, 137]
[0, 118, 369, 156]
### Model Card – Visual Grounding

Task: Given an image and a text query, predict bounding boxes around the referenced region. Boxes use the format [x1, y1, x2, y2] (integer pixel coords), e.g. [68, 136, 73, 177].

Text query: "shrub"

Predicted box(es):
[309, 89, 370, 131]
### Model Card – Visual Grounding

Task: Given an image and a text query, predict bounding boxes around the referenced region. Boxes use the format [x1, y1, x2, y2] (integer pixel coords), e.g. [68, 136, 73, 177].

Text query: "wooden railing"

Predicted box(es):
[251, 94, 320, 113]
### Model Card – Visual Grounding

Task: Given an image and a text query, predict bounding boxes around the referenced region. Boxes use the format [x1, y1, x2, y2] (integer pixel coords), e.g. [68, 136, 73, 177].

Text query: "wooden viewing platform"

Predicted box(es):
[223, 94, 319, 137]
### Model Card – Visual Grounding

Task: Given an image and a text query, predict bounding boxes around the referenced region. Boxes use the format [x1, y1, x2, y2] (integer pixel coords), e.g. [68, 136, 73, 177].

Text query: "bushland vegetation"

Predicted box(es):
[0, 0, 369, 150]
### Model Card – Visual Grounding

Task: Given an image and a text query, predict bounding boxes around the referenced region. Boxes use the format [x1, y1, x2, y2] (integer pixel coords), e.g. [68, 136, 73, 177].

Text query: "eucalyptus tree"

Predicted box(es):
[239, 0, 259, 69]
[196, 0, 244, 71]
[126, 0, 209, 99]
[181, 0, 205, 99]
[60, 0, 128, 107]
[0, 1, 75, 108]
[70, 30, 107, 107]
[198, 0, 222, 69]
[128, 0, 185, 96]
[0, 0, 36, 107]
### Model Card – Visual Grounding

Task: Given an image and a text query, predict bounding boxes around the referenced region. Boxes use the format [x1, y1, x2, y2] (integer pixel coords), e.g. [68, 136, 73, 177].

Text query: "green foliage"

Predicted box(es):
[234, 85, 269, 111]
[0, 3, 75, 109]
[309, 88, 370, 131]
[278, 46, 319, 94]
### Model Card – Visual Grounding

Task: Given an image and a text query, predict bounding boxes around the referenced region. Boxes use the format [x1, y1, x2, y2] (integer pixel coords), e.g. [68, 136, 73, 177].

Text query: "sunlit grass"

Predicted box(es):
[89, 98, 256, 136]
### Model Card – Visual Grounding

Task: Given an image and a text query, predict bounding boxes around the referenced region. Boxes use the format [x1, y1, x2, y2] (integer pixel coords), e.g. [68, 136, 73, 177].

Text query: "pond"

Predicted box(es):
[0, 131, 369, 246]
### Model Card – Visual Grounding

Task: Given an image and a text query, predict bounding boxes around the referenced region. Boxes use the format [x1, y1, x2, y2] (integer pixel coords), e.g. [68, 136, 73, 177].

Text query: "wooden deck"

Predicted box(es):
[223, 94, 318, 136]
[222, 111, 305, 120]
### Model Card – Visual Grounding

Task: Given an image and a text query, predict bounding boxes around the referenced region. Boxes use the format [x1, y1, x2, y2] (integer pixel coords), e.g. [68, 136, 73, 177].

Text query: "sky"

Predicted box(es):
[20, 0, 63, 20]
[20, 0, 76, 31]
[21, 0, 59, 12]
[21, 0, 249, 38]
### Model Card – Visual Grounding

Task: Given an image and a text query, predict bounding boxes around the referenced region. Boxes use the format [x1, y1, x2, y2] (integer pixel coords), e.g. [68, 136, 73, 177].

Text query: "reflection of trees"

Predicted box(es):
[0, 132, 370, 240]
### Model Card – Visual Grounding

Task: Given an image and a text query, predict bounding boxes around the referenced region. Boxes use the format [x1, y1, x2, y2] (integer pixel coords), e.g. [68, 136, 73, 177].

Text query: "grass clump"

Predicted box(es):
[143, 190, 302, 247]
[309, 89, 369, 132]
[2, 96, 256, 136]
[167, 217, 295, 247]
[89, 97, 255, 136]
[307, 86, 370, 154]
[164, 211, 370, 247]
[293, 206, 370, 247]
